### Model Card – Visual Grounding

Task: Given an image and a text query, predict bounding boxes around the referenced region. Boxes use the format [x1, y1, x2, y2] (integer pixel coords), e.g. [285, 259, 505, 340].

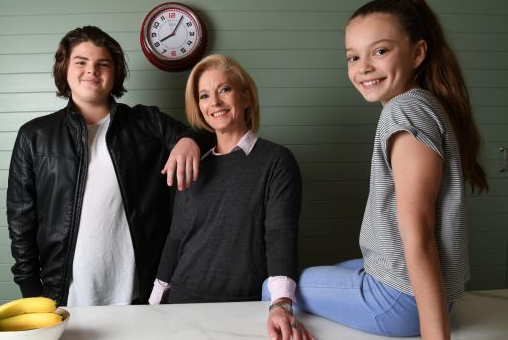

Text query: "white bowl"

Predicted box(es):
[0, 308, 70, 340]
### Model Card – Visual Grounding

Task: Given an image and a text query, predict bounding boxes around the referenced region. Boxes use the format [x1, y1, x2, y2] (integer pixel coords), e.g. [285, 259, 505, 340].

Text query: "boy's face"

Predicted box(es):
[67, 41, 115, 109]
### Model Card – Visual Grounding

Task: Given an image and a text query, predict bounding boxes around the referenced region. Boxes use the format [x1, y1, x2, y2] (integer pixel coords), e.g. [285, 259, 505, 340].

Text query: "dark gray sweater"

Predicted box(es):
[157, 138, 301, 303]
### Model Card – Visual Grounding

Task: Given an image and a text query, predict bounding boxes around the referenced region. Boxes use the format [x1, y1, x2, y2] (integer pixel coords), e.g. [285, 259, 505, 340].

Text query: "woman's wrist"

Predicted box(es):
[269, 298, 293, 315]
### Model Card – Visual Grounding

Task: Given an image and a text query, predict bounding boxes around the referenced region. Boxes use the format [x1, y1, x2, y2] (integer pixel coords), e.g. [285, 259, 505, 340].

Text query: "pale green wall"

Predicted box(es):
[0, 0, 507, 303]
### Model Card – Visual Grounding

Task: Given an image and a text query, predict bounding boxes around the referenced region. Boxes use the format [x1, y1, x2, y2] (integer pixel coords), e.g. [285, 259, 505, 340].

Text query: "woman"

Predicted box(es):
[150, 54, 313, 340]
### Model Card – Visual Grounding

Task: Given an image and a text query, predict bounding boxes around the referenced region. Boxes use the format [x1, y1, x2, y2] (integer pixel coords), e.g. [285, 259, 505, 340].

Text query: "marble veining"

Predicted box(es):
[59, 290, 508, 340]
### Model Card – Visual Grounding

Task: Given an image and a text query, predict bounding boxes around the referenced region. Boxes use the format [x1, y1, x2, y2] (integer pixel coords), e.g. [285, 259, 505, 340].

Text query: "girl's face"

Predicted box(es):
[345, 13, 426, 105]
[197, 68, 249, 135]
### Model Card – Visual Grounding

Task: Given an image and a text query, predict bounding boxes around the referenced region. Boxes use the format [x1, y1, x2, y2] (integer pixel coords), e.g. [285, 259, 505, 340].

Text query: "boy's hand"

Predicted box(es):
[161, 138, 200, 191]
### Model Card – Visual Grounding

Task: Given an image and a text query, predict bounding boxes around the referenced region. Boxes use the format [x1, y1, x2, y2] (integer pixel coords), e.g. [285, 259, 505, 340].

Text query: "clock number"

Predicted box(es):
[141, 3, 207, 71]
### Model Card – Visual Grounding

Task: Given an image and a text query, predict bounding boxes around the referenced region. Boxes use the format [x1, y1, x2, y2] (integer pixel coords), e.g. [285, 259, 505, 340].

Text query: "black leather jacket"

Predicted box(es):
[7, 99, 191, 305]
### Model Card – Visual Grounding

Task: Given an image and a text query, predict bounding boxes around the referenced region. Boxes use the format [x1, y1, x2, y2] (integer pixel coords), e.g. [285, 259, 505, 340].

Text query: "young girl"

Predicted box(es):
[294, 0, 488, 339]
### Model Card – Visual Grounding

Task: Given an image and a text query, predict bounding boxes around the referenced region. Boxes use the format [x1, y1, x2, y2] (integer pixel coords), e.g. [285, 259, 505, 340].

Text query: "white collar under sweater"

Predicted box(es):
[202, 130, 258, 159]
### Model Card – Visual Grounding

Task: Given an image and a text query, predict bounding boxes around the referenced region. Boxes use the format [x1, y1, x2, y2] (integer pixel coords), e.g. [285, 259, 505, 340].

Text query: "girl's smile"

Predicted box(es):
[360, 78, 382, 88]
[345, 13, 426, 105]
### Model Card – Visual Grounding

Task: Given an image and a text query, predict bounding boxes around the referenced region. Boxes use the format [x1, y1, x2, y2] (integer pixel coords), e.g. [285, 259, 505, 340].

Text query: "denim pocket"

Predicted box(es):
[375, 292, 420, 337]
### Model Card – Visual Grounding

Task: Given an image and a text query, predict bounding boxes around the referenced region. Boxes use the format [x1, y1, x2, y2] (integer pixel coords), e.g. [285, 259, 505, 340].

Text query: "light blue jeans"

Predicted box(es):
[262, 259, 421, 337]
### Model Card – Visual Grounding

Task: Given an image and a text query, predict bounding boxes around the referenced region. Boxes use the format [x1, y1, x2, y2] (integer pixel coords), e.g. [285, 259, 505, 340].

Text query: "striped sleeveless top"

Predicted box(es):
[360, 88, 469, 301]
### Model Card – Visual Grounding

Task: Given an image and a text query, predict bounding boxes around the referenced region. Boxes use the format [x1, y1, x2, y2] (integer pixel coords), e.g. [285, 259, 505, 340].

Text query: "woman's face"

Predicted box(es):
[345, 13, 426, 105]
[197, 68, 250, 135]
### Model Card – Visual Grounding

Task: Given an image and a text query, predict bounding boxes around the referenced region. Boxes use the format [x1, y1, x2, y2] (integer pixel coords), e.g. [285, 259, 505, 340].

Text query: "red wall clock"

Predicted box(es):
[140, 2, 207, 72]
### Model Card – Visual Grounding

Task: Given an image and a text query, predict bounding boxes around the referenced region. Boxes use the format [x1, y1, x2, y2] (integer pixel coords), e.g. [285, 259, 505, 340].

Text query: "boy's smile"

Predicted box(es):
[67, 41, 115, 111]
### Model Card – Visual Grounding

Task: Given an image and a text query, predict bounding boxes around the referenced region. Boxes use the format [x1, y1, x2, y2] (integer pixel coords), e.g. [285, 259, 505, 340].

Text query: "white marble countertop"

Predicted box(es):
[60, 289, 508, 340]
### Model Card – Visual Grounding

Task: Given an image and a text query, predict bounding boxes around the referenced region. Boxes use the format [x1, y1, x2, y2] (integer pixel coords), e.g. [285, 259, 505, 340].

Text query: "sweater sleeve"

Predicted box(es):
[155, 232, 180, 284]
[155, 188, 188, 286]
[264, 147, 302, 281]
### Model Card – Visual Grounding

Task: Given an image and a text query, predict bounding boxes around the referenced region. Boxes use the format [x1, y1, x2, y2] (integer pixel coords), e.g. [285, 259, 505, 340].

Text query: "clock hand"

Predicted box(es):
[160, 16, 183, 42]
[170, 16, 184, 36]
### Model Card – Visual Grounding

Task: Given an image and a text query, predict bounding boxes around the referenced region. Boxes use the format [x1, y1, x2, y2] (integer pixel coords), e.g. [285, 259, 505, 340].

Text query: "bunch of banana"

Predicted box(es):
[0, 297, 62, 331]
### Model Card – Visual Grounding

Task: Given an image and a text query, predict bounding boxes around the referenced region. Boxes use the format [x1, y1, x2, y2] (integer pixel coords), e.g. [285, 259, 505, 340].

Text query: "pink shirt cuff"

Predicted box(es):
[268, 276, 297, 303]
[148, 279, 170, 305]
[149, 277, 296, 304]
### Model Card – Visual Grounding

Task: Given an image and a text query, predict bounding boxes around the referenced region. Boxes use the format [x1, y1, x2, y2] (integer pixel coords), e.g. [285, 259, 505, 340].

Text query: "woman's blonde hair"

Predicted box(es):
[185, 54, 260, 133]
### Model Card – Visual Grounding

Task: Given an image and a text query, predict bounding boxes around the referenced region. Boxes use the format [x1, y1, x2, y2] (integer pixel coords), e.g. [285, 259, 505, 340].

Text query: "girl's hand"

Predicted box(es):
[267, 306, 314, 340]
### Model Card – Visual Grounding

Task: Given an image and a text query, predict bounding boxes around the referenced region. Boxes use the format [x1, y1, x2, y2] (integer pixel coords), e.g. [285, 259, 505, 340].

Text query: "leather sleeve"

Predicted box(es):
[6, 129, 43, 297]
[178, 128, 216, 155]
[152, 106, 215, 154]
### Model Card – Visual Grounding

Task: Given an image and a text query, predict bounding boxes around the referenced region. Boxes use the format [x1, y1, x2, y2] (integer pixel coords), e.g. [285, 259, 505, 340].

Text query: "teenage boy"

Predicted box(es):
[7, 26, 207, 306]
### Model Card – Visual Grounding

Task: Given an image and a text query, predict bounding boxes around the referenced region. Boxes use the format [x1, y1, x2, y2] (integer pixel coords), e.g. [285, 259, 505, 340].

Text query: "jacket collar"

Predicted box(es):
[65, 96, 118, 121]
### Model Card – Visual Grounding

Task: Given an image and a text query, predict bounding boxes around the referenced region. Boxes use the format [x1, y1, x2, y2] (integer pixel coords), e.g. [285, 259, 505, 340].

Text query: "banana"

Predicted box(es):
[0, 297, 57, 320]
[0, 312, 62, 331]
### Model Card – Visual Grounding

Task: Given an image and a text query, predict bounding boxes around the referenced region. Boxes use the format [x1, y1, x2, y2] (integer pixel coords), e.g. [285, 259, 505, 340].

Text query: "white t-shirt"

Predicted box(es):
[67, 114, 137, 306]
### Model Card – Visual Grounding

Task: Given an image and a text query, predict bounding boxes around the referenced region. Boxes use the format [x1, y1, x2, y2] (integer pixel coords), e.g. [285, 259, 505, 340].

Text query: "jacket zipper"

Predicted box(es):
[60, 113, 88, 306]
[104, 105, 142, 300]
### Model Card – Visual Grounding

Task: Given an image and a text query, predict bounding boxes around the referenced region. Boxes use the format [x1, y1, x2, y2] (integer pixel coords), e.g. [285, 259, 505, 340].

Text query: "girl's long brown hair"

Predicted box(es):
[349, 0, 488, 192]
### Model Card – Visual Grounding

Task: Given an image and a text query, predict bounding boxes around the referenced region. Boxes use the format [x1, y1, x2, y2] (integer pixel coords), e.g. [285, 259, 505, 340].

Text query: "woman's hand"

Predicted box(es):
[161, 137, 200, 191]
[267, 302, 314, 340]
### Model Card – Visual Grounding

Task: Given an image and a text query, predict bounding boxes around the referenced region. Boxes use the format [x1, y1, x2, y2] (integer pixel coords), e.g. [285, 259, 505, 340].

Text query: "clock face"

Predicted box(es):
[140, 3, 207, 71]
